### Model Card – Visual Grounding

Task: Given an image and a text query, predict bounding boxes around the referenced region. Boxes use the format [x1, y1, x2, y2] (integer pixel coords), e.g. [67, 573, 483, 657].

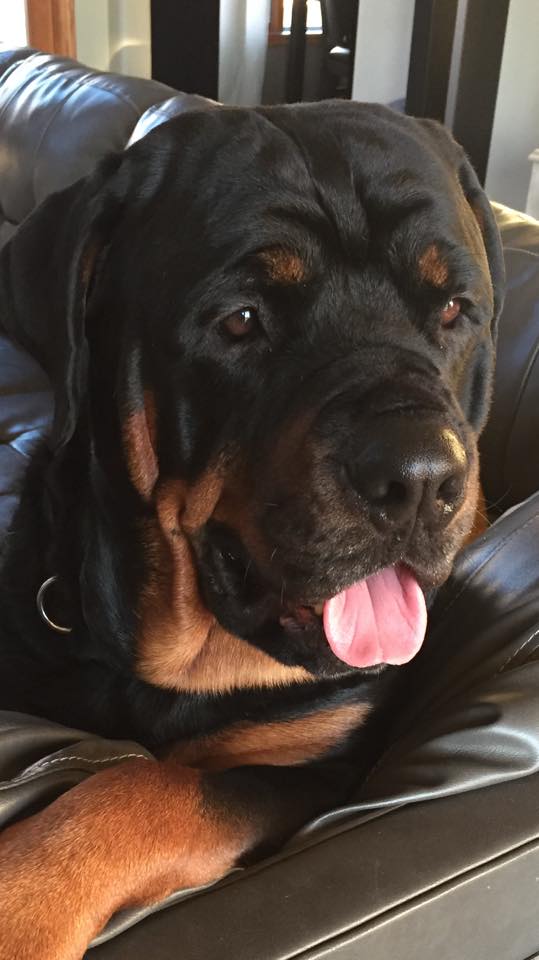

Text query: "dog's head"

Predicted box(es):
[1, 102, 504, 691]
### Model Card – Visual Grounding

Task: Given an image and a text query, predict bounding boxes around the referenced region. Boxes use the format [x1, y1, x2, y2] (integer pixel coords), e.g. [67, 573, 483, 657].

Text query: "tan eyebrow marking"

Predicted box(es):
[257, 247, 307, 284]
[418, 243, 449, 287]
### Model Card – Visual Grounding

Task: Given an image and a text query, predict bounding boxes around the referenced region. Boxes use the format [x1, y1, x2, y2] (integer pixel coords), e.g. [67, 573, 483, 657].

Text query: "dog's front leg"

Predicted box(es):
[0, 753, 347, 960]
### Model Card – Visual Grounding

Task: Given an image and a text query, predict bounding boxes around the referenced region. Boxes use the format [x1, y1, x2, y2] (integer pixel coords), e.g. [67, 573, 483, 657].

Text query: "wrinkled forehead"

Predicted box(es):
[121, 104, 474, 280]
[233, 107, 465, 250]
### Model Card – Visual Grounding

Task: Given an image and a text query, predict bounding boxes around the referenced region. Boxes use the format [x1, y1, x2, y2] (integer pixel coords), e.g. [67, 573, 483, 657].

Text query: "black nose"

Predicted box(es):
[346, 418, 468, 530]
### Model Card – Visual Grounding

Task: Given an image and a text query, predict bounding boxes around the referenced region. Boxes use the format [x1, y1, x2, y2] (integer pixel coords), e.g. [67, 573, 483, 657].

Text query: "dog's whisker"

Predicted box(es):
[242, 559, 253, 585]
[485, 486, 512, 514]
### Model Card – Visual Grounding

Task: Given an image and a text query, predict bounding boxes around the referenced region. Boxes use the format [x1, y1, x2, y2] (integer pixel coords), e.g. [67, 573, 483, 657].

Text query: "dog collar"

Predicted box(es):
[36, 576, 72, 635]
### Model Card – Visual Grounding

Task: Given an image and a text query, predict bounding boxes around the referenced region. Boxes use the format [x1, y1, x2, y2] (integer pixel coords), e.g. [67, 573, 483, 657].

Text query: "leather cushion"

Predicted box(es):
[481, 204, 539, 511]
[0, 50, 201, 227]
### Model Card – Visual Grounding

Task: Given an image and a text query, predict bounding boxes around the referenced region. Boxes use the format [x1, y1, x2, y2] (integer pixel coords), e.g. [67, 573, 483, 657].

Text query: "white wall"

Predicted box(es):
[75, 0, 151, 78]
[351, 0, 538, 212]
[351, 0, 415, 106]
[444, 0, 469, 128]
[0, 0, 27, 49]
[75, 0, 109, 71]
[485, 0, 539, 211]
[219, 0, 270, 105]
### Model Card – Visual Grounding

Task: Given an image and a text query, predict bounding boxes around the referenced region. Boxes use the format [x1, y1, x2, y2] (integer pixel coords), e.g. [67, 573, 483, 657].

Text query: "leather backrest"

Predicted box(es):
[0, 49, 213, 244]
[481, 204, 539, 512]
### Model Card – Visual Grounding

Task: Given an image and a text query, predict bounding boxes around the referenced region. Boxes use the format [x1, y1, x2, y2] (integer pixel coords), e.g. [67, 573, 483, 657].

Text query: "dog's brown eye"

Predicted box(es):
[441, 298, 461, 326]
[221, 307, 258, 339]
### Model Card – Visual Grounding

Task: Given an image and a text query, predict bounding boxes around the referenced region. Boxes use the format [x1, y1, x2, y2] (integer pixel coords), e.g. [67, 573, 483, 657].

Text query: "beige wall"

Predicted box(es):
[350, 0, 538, 212]
[351, 0, 415, 106]
[485, 0, 539, 211]
[0, 0, 27, 49]
[75, 0, 151, 78]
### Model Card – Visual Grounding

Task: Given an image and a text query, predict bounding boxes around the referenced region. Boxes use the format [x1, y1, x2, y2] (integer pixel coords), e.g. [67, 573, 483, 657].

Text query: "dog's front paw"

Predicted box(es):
[0, 881, 96, 960]
[0, 918, 83, 960]
[0, 822, 98, 960]
[0, 901, 89, 960]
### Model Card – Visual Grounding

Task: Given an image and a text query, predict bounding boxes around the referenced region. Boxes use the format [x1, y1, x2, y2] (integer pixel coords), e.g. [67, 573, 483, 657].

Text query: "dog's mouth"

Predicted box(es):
[193, 522, 429, 671]
[298, 566, 426, 668]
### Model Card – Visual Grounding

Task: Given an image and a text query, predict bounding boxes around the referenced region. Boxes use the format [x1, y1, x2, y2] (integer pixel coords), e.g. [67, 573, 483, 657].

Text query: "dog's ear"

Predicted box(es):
[414, 118, 505, 337]
[456, 154, 505, 337]
[0, 153, 123, 450]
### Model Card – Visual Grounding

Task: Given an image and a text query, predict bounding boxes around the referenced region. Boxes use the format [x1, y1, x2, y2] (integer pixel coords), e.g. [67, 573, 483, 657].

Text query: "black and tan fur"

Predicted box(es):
[0, 101, 503, 959]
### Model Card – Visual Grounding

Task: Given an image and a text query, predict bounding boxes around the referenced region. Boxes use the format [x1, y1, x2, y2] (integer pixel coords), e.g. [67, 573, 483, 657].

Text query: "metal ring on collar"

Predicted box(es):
[36, 576, 72, 635]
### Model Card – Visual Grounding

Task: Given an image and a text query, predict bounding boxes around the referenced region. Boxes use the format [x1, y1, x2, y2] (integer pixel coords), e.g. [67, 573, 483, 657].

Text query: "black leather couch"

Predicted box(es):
[1, 50, 539, 960]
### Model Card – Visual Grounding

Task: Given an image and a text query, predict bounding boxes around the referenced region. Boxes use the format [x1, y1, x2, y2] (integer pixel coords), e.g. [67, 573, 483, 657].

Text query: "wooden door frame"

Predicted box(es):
[26, 0, 76, 59]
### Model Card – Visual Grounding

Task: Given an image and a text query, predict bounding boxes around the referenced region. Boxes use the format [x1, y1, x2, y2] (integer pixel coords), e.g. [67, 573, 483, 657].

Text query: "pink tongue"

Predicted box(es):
[323, 566, 427, 668]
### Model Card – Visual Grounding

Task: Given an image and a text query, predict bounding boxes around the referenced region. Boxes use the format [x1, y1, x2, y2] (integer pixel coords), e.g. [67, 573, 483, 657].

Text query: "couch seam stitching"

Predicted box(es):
[30, 751, 150, 770]
[0, 752, 150, 790]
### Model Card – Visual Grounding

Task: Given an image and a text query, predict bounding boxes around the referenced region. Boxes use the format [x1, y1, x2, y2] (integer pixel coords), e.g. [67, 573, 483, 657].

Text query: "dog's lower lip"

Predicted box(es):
[407, 565, 450, 593]
[202, 521, 447, 626]
[285, 562, 440, 615]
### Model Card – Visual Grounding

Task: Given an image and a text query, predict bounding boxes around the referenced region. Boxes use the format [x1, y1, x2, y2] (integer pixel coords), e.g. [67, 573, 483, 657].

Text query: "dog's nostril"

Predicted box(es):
[345, 463, 410, 511]
[437, 473, 463, 508]
[342, 419, 468, 531]
[369, 480, 408, 509]
[348, 462, 420, 520]
[385, 480, 408, 507]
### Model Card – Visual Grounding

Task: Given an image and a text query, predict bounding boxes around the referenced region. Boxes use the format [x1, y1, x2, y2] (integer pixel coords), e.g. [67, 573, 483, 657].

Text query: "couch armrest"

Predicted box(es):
[89, 771, 539, 960]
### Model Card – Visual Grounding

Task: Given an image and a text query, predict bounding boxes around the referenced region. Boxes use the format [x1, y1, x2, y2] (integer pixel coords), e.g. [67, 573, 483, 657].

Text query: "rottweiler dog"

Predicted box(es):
[0, 101, 503, 959]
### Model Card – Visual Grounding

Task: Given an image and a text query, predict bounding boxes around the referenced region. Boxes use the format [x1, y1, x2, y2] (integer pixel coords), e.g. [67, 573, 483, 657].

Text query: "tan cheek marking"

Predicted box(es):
[180, 467, 228, 533]
[171, 703, 369, 770]
[258, 247, 306, 284]
[447, 444, 483, 547]
[122, 390, 158, 500]
[464, 480, 489, 544]
[157, 621, 313, 693]
[136, 470, 313, 692]
[418, 243, 449, 287]
[136, 473, 220, 684]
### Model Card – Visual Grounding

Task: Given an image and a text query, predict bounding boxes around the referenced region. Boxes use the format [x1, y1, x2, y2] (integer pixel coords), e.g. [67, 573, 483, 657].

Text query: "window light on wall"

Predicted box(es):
[282, 0, 323, 32]
[0, 0, 27, 49]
